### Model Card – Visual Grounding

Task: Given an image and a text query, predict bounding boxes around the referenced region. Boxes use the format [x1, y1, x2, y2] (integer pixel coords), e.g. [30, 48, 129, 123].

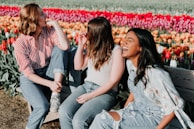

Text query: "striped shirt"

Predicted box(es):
[13, 27, 62, 77]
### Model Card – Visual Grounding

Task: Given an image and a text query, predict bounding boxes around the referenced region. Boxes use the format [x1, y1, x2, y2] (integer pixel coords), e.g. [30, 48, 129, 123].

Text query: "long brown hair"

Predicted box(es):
[86, 17, 114, 70]
[129, 28, 164, 86]
[18, 3, 40, 36]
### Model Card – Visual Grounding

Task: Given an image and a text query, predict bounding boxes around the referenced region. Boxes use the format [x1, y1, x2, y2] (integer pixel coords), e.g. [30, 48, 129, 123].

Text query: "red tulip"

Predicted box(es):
[165, 51, 171, 59]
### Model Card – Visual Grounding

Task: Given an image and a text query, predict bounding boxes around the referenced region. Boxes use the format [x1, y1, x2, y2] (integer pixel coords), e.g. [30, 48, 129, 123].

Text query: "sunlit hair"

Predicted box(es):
[18, 3, 40, 35]
[86, 17, 114, 70]
[129, 28, 164, 86]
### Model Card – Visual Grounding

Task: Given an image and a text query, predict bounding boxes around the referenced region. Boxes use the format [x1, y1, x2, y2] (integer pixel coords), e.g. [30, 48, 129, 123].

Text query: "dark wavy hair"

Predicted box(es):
[18, 3, 40, 36]
[86, 17, 114, 70]
[129, 28, 164, 86]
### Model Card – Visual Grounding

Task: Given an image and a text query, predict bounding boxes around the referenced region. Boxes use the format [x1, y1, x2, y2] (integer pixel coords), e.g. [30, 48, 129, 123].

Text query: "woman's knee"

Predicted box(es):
[51, 46, 66, 62]
[52, 46, 64, 54]
[59, 105, 66, 116]
[108, 111, 121, 121]
[58, 103, 72, 120]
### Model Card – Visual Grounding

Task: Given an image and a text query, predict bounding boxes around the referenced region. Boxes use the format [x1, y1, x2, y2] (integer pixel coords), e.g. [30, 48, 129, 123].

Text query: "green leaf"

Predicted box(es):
[0, 72, 9, 81]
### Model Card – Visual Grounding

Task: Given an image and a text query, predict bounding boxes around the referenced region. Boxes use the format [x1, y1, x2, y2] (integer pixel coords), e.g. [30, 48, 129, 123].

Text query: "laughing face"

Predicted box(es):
[120, 31, 142, 63]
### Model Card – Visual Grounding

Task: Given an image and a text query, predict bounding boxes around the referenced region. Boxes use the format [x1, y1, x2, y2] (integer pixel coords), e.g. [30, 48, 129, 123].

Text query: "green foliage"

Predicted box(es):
[0, 28, 20, 96]
[0, 44, 20, 96]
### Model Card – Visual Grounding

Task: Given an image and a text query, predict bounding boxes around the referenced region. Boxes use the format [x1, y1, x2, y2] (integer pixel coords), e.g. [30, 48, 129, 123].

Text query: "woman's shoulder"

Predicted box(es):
[112, 44, 122, 53]
[146, 66, 170, 79]
[13, 34, 26, 46]
[114, 44, 121, 49]
[13, 34, 33, 48]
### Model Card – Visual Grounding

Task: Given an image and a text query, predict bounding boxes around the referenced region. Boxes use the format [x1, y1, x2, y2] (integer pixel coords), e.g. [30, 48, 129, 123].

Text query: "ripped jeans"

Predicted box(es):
[89, 102, 164, 129]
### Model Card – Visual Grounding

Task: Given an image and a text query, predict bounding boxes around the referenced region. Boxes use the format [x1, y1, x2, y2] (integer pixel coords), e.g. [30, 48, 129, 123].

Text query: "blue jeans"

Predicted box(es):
[59, 81, 117, 129]
[67, 46, 84, 87]
[20, 46, 68, 129]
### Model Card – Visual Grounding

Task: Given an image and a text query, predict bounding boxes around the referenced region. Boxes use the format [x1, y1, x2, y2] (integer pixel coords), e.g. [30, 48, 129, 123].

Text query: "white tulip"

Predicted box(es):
[72, 31, 76, 38]
[5, 32, 10, 38]
[157, 45, 164, 54]
[170, 59, 177, 67]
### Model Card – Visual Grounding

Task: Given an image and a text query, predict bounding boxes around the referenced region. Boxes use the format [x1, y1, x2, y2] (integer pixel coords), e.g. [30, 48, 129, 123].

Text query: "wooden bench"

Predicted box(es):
[164, 66, 194, 129]
[17, 65, 194, 126]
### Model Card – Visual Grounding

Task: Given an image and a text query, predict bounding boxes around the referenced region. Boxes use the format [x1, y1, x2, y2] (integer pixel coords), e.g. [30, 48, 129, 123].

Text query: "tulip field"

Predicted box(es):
[0, 1, 194, 96]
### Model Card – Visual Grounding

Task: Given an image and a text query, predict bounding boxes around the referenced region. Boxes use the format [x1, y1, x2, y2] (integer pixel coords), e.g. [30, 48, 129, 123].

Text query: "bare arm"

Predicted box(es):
[47, 20, 70, 50]
[27, 73, 62, 93]
[76, 47, 125, 104]
[124, 92, 134, 107]
[156, 112, 175, 129]
[74, 34, 88, 70]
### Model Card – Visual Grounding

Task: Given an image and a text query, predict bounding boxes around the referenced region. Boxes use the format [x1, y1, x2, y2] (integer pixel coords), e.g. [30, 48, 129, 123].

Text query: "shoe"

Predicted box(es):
[50, 93, 60, 112]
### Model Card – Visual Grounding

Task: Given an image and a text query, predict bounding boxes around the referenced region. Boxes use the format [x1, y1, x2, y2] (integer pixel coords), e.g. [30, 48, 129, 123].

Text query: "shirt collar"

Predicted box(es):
[126, 60, 137, 72]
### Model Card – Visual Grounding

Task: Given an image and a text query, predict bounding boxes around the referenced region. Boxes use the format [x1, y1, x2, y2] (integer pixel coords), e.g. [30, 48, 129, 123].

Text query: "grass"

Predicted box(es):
[0, 0, 193, 16]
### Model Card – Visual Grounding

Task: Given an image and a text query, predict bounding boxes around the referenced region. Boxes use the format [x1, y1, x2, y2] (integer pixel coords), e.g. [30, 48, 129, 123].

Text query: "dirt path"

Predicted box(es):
[0, 88, 60, 129]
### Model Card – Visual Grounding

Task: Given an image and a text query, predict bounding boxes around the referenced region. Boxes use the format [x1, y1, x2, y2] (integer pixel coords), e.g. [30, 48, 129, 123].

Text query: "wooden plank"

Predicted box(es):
[165, 66, 194, 90]
[165, 66, 194, 128]
[43, 112, 59, 123]
[176, 87, 194, 102]
[165, 66, 194, 102]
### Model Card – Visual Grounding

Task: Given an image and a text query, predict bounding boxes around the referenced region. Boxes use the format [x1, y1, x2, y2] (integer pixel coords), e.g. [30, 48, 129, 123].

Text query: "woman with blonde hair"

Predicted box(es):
[14, 3, 69, 129]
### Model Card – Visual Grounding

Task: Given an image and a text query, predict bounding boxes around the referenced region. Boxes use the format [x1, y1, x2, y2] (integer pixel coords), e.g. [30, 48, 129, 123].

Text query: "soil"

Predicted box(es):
[0, 88, 61, 129]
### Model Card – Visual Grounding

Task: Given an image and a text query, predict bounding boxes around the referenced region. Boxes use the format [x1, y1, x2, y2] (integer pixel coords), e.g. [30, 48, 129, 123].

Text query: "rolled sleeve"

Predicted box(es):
[145, 68, 184, 115]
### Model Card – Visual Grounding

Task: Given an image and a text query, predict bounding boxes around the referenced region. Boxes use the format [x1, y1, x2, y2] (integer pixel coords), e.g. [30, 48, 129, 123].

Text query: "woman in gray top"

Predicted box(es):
[59, 17, 125, 129]
[89, 28, 194, 129]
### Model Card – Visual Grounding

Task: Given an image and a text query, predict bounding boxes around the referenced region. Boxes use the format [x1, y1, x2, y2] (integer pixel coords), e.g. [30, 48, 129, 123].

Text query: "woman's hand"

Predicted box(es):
[77, 33, 87, 49]
[49, 81, 62, 93]
[47, 19, 70, 50]
[76, 93, 93, 104]
[46, 20, 58, 28]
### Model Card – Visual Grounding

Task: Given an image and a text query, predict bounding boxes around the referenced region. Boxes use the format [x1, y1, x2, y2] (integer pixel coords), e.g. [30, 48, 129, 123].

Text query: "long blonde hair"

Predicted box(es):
[18, 3, 40, 36]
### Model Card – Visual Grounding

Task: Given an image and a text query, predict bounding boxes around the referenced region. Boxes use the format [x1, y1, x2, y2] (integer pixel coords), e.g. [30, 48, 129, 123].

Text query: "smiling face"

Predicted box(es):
[120, 31, 142, 66]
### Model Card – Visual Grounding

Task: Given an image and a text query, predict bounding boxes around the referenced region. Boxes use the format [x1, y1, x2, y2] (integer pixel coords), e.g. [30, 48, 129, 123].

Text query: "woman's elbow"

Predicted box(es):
[64, 44, 70, 50]
[74, 65, 82, 70]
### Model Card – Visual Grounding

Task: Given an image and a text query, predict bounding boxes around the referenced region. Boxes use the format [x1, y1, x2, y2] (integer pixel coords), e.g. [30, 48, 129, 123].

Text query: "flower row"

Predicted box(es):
[0, 6, 194, 69]
[1, 15, 194, 47]
[0, 5, 194, 34]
